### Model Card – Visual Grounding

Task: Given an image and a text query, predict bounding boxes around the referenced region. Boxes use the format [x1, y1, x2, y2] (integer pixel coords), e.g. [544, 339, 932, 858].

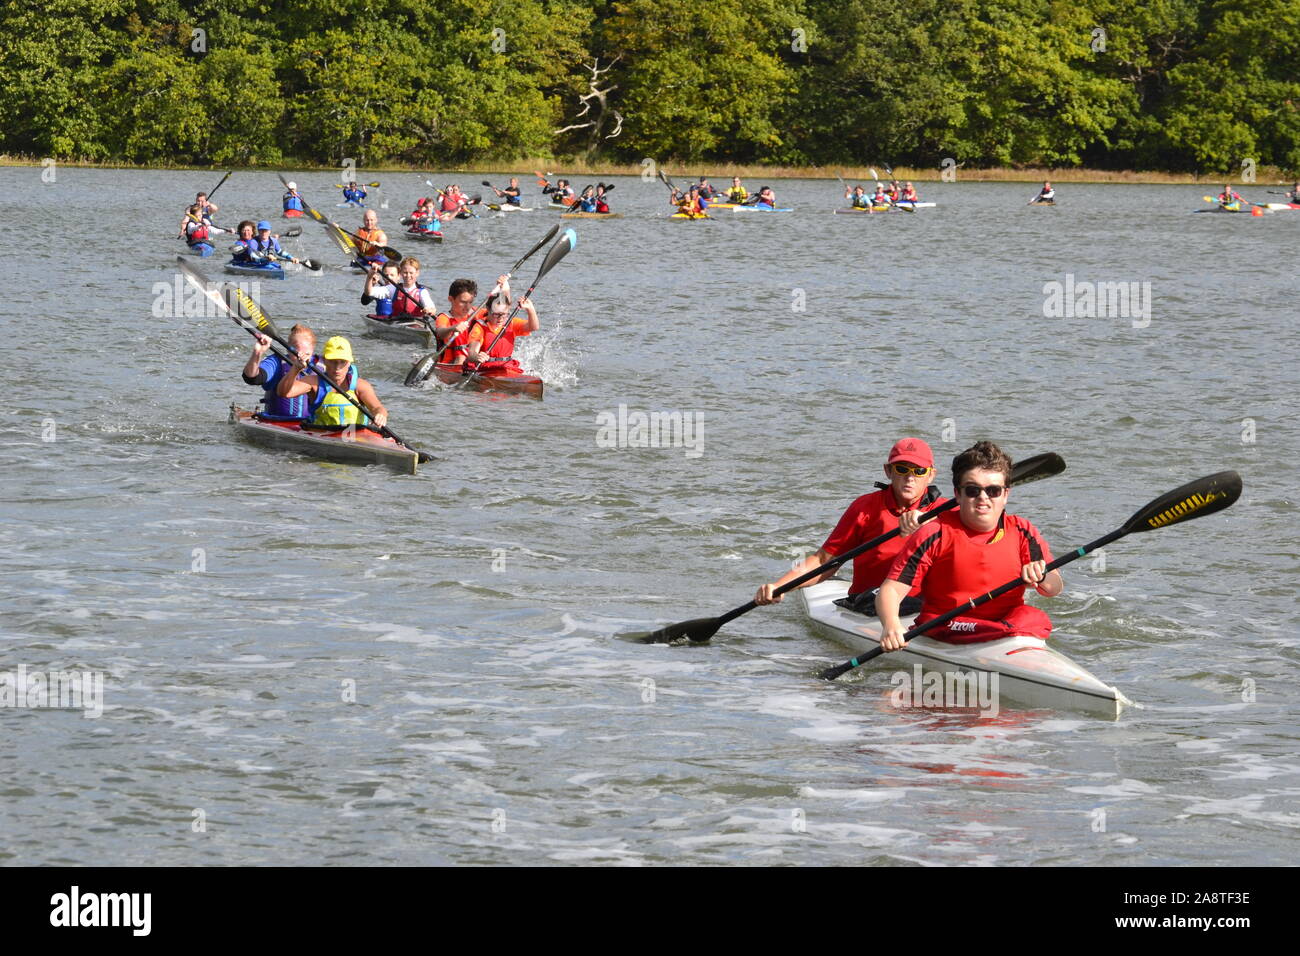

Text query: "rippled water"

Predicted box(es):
[2, 168, 1297, 865]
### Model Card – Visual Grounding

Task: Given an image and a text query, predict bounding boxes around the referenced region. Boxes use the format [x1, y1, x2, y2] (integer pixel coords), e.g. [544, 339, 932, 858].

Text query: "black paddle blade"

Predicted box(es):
[481, 180, 493, 187]
[1123, 471, 1242, 534]
[282, 227, 303, 238]
[618, 617, 724, 645]
[535, 228, 576, 280]
[301, 259, 321, 271]
[1009, 452, 1066, 487]
[404, 355, 435, 388]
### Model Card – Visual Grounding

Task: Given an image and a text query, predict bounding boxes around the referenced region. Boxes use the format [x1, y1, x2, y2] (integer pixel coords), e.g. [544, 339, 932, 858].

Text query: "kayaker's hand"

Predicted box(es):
[754, 582, 782, 606]
[456, 320, 470, 333]
[898, 510, 923, 535]
[880, 624, 907, 652]
[1021, 560, 1048, 587]
[372, 410, 388, 428]
[252, 334, 270, 357]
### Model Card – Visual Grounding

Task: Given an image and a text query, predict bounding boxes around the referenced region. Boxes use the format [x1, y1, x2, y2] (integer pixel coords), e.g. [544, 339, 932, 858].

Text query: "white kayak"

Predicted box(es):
[361, 313, 434, 347]
[799, 579, 1133, 718]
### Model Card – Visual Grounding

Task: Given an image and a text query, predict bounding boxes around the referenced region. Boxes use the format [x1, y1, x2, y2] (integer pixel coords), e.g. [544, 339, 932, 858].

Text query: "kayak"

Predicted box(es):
[894, 201, 935, 209]
[405, 229, 444, 243]
[671, 212, 712, 220]
[362, 313, 434, 347]
[224, 260, 286, 279]
[228, 406, 419, 475]
[186, 241, 215, 256]
[546, 201, 574, 211]
[799, 579, 1132, 718]
[337, 200, 366, 208]
[1193, 204, 1251, 214]
[495, 205, 533, 212]
[731, 205, 794, 213]
[1028, 199, 1057, 206]
[430, 362, 543, 400]
[834, 205, 914, 214]
[560, 211, 622, 219]
[703, 202, 742, 209]
[1264, 202, 1300, 210]
[282, 209, 304, 218]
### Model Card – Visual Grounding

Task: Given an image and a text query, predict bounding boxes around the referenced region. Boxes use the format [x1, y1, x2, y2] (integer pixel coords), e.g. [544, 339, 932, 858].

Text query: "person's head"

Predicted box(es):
[287, 181, 297, 192]
[381, 262, 400, 283]
[362, 209, 378, 228]
[256, 220, 271, 236]
[187, 203, 201, 216]
[853, 185, 865, 194]
[951, 441, 1013, 531]
[509, 177, 519, 187]
[237, 219, 255, 238]
[1044, 181, 1052, 188]
[874, 182, 884, 192]
[287, 323, 316, 356]
[196, 192, 209, 204]
[348, 180, 357, 187]
[447, 278, 477, 313]
[732, 176, 741, 186]
[398, 257, 420, 284]
[699, 177, 709, 185]
[905, 181, 914, 189]
[488, 290, 512, 320]
[320, 336, 354, 381]
[883, 438, 935, 506]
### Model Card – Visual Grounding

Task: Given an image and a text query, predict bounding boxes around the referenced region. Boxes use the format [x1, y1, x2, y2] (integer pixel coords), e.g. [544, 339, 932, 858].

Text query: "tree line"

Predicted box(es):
[3, 0, 1296, 174]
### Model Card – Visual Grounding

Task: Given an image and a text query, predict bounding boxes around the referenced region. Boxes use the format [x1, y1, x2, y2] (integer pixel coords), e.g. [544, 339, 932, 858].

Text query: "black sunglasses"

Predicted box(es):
[961, 484, 1006, 499]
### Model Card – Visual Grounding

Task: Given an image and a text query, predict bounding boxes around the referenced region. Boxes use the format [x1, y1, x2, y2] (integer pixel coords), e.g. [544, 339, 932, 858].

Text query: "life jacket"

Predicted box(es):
[356, 226, 383, 256]
[435, 309, 481, 362]
[504, 191, 522, 206]
[186, 220, 210, 243]
[595, 197, 609, 213]
[474, 318, 523, 366]
[390, 283, 427, 318]
[872, 192, 889, 205]
[901, 189, 918, 201]
[343, 188, 365, 203]
[911, 512, 1047, 635]
[850, 193, 869, 209]
[309, 365, 368, 427]
[283, 193, 304, 212]
[256, 353, 317, 421]
[578, 196, 597, 212]
[439, 194, 459, 212]
[251, 236, 281, 255]
[727, 187, 748, 202]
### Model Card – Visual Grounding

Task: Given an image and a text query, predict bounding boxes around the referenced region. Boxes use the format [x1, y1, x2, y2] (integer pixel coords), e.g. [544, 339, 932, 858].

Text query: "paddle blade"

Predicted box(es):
[1009, 452, 1066, 487]
[282, 226, 303, 238]
[1123, 471, 1242, 534]
[223, 283, 280, 338]
[301, 259, 322, 272]
[619, 617, 724, 645]
[404, 355, 435, 388]
[534, 228, 576, 281]
[481, 180, 493, 187]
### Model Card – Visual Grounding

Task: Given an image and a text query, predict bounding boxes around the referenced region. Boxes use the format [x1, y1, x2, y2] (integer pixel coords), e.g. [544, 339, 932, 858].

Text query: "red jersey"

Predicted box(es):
[822, 486, 947, 596]
[888, 510, 1053, 625]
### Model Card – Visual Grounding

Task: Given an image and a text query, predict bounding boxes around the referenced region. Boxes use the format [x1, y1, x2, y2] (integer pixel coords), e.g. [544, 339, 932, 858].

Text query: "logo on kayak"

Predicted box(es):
[595, 404, 704, 459]
[889, 664, 999, 717]
[1042, 274, 1151, 328]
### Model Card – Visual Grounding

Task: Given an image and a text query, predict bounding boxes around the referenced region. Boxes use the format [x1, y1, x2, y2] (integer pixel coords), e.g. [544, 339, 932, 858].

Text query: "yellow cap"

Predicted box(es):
[321, 336, 354, 362]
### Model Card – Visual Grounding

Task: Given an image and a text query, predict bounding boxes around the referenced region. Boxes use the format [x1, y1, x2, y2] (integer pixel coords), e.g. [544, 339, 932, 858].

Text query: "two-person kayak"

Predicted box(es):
[229, 406, 419, 474]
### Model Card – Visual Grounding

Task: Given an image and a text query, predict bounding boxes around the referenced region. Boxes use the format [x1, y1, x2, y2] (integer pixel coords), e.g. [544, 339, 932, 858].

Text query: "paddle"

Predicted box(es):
[1203, 194, 1265, 210]
[402, 224, 562, 386]
[457, 227, 576, 384]
[279, 173, 369, 264]
[332, 224, 403, 263]
[424, 180, 480, 219]
[205, 170, 232, 202]
[620, 452, 1067, 646]
[335, 182, 382, 188]
[176, 257, 432, 462]
[267, 248, 322, 272]
[816, 470, 1243, 682]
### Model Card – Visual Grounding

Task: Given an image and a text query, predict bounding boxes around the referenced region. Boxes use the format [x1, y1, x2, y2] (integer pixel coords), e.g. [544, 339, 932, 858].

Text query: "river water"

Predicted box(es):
[2, 168, 1296, 866]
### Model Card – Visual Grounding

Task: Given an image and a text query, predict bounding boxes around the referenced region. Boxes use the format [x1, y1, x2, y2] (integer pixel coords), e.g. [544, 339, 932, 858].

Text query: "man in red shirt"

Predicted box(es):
[754, 437, 947, 614]
[877, 440, 1060, 650]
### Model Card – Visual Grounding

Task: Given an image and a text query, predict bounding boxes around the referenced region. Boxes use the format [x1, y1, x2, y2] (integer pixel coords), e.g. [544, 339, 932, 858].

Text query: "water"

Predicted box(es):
[2, 169, 1296, 865]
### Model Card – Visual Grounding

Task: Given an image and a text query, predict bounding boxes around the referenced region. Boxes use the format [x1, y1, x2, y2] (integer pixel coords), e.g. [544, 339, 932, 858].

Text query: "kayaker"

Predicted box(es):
[1032, 181, 1055, 204]
[178, 204, 215, 250]
[363, 256, 436, 322]
[887, 180, 902, 202]
[877, 440, 1061, 650]
[435, 276, 505, 366]
[593, 183, 611, 214]
[754, 438, 946, 614]
[542, 178, 575, 206]
[1288, 182, 1300, 204]
[752, 186, 777, 209]
[900, 182, 919, 202]
[1218, 184, 1242, 209]
[697, 177, 720, 200]
[280, 336, 389, 430]
[870, 182, 890, 206]
[194, 191, 219, 220]
[342, 181, 367, 206]
[408, 197, 443, 234]
[725, 177, 749, 204]
[672, 184, 706, 218]
[355, 209, 388, 261]
[240, 220, 284, 264]
[282, 182, 304, 217]
[845, 185, 870, 209]
[575, 185, 599, 213]
[489, 177, 523, 206]
[367, 262, 402, 317]
[229, 220, 266, 264]
[242, 324, 318, 421]
[465, 283, 538, 374]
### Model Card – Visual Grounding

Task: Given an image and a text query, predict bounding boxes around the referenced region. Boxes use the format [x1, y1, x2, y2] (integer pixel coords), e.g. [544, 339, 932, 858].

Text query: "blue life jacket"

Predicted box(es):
[256, 353, 317, 421]
[283, 193, 304, 212]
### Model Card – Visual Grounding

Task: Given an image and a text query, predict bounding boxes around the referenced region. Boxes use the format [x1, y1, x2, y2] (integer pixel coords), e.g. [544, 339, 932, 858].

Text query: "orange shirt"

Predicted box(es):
[435, 307, 487, 363]
[468, 316, 532, 359]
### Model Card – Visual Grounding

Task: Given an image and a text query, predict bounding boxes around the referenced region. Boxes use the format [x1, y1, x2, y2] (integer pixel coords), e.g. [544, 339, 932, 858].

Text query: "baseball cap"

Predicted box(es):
[256, 220, 271, 231]
[886, 438, 934, 469]
[322, 336, 354, 362]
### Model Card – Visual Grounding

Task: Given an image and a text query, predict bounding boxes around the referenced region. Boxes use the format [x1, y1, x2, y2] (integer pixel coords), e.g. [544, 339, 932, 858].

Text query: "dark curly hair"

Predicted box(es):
[951, 441, 1013, 489]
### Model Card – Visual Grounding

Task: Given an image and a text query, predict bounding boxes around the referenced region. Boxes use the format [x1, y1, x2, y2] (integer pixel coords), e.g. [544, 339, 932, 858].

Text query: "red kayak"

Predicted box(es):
[431, 363, 543, 399]
[282, 209, 304, 218]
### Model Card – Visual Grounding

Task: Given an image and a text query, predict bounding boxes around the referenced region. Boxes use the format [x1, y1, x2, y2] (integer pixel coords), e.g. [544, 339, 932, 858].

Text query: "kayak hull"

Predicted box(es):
[187, 242, 215, 256]
[560, 212, 622, 219]
[671, 213, 712, 219]
[431, 363, 543, 400]
[730, 205, 793, 212]
[282, 209, 304, 218]
[228, 406, 418, 475]
[405, 230, 444, 243]
[224, 261, 286, 279]
[800, 579, 1131, 718]
[362, 313, 434, 347]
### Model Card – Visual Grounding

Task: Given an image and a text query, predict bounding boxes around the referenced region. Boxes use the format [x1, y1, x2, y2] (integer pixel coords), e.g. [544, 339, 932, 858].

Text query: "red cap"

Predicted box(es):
[886, 437, 933, 469]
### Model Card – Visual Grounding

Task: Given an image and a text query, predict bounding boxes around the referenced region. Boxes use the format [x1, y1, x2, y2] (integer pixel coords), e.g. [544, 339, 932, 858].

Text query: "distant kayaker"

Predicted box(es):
[575, 185, 599, 213]
[282, 182, 304, 217]
[594, 183, 611, 213]
[1288, 182, 1300, 204]
[194, 191, 219, 220]
[725, 177, 749, 204]
[230, 220, 281, 263]
[355, 209, 388, 261]
[900, 182, 919, 202]
[436, 276, 506, 366]
[465, 282, 538, 375]
[1218, 184, 1242, 208]
[877, 440, 1061, 650]
[542, 178, 575, 206]
[697, 177, 720, 200]
[367, 262, 402, 317]
[870, 182, 890, 206]
[754, 438, 947, 614]
[242, 324, 318, 422]
[845, 185, 870, 209]
[280, 336, 389, 429]
[489, 178, 523, 206]
[1032, 181, 1055, 204]
[363, 256, 436, 322]
[752, 186, 777, 208]
[887, 180, 902, 201]
[178, 204, 215, 249]
[342, 181, 367, 206]
[408, 197, 442, 234]
[672, 184, 706, 218]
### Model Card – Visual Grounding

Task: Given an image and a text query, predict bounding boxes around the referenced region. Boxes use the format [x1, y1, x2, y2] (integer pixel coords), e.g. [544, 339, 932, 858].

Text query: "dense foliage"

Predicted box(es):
[2, 0, 1296, 172]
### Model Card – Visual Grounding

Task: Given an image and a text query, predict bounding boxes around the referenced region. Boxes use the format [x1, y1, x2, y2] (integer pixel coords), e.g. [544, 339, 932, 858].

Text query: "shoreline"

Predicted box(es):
[2, 155, 1290, 185]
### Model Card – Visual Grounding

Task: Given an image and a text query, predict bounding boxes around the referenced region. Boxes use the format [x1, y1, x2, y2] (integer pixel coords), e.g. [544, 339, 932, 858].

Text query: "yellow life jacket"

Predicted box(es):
[309, 366, 369, 427]
[727, 186, 748, 202]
